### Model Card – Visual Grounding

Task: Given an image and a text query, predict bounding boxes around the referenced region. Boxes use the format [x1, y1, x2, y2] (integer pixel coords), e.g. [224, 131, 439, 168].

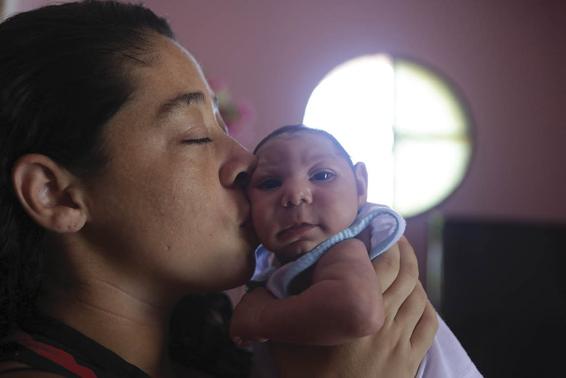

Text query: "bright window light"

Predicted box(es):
[303, 55, 472, 217]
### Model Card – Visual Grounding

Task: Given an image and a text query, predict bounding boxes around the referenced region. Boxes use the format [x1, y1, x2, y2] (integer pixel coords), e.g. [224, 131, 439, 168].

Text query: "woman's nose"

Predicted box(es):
[281, 181, 312, 208]
[219, 137, 257, 188]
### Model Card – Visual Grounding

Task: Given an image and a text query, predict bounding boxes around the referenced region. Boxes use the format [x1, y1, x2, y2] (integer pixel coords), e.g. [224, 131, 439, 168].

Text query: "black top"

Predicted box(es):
[0, 315, 149, 377]
[0, 293, 252, 377]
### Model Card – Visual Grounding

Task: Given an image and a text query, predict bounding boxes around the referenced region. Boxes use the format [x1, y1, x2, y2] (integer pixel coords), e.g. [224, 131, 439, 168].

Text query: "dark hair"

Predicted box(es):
[0, 0, 173, 336]
[253, 124, 355, 169]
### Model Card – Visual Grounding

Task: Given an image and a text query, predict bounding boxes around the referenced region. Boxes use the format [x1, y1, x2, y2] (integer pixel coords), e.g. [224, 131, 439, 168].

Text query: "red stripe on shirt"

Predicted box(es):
[13, 331, 98, 378]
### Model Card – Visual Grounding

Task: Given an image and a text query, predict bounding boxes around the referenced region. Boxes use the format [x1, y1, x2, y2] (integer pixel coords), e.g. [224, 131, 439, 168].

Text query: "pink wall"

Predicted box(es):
[16, 0, 566, 280]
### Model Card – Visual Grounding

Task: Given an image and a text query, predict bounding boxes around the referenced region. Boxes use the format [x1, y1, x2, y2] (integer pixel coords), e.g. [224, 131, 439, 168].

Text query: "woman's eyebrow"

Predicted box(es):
[156, 91, 205, 119]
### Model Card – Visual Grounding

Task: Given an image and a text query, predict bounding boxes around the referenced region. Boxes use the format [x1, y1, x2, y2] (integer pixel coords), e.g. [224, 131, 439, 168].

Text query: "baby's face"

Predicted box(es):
[249, 132, 364, 263]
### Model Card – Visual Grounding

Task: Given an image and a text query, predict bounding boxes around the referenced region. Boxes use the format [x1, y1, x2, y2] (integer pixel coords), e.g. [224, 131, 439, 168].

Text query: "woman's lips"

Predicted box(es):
[277, 223, 316, 241]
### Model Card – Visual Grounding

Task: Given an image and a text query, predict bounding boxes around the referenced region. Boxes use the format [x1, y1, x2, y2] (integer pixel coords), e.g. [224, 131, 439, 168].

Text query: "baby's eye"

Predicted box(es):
[257, 178, 282, 191]
[311, 170, 335, 182]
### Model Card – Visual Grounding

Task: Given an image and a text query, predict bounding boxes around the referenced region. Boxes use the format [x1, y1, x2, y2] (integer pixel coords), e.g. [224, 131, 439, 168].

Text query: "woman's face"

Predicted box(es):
[82, 34, 257, 294]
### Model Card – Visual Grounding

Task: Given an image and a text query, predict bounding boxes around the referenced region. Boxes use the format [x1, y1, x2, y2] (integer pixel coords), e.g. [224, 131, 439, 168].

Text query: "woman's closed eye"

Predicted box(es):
[310, 169, 335, 182]
[182, 137, 212, 145]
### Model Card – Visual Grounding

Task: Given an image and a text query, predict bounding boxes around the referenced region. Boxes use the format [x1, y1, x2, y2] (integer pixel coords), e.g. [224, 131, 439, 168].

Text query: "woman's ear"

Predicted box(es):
[353, 162, 368, 207]
[11, 154, 87, 233]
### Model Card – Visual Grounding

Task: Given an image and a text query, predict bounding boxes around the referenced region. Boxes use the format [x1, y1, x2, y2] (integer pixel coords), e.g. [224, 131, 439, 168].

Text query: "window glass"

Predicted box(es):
[303, 54, 472, 217]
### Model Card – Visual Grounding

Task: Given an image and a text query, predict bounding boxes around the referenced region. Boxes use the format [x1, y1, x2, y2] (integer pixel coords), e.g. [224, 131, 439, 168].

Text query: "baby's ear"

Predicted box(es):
[353, 162, 368, 207]
[11, 153, 88, 233]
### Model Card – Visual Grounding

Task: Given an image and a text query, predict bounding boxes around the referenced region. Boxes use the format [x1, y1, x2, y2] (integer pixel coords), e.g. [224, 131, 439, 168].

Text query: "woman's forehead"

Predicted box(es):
[111, 35, 214, 123]
[128, 35, 210, 102]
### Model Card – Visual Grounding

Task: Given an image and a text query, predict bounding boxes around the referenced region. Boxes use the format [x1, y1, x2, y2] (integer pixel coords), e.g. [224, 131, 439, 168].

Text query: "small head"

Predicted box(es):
[249, 125, 368, 263]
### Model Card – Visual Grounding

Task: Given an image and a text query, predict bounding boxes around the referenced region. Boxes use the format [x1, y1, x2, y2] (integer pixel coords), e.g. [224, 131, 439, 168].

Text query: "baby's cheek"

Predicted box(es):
[249, 192, 268, 217]
[252, 222, 272, 249]
[250, 207, 268, 238]
[249, 192, 277, 241]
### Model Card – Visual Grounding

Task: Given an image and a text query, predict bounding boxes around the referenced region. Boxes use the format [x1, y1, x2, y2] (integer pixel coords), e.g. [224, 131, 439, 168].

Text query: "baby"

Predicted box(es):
[231, 124, 404, 345]
[231, 125, 482, 377]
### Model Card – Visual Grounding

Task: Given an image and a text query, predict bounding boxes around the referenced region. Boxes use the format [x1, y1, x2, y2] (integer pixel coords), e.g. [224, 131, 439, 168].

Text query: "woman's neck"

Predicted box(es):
[38, 275, 179, 377]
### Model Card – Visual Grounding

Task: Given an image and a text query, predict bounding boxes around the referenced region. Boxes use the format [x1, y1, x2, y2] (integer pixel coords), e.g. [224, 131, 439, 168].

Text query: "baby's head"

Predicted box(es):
[249, 125, 368, 263]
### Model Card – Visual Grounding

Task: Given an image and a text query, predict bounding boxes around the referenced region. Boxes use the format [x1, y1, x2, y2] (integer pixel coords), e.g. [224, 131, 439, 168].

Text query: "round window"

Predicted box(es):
[303, 54, 472, 217]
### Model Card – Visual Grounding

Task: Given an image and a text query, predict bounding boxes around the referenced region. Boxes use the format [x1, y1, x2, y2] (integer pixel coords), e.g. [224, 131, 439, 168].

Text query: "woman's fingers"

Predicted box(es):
[395, 281, 427, 339]
[372, 241, 400, 293]
[410, 299, 438, 355]
[378, 238, 436, 374]
[396, 236, 419, 282]
[382, 237, 419, 318]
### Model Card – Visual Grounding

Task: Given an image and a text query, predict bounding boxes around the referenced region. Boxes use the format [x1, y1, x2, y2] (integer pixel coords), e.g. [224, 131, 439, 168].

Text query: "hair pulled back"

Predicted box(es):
[0, 0, 173, 336]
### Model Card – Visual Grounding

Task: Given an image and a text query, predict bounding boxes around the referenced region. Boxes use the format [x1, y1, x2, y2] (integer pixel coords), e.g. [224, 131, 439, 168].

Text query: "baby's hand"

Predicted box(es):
[230, 287, 272, 347]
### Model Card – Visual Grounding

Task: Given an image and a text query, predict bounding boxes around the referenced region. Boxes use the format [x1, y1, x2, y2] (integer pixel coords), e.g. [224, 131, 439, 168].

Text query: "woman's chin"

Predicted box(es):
[223, 253, 256, 290]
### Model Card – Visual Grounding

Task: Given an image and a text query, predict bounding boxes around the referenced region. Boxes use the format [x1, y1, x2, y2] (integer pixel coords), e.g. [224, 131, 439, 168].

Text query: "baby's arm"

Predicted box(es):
[230, 238, 384, 346]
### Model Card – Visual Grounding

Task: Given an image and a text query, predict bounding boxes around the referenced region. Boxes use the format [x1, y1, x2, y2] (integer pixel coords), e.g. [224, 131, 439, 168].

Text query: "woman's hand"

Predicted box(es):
[267, 237, 438, 378]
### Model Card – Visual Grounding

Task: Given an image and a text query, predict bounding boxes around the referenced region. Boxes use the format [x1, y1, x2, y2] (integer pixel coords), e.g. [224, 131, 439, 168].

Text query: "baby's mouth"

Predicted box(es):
[277, 223, 316, 240]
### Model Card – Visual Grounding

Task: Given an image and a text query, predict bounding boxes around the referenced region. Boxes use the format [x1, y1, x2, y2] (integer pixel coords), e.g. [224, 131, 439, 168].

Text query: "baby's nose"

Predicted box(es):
[281, 185, 312, 208]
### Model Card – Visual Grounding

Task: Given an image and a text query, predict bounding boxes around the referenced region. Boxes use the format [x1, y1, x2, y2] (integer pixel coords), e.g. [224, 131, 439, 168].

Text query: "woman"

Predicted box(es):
[0, 1, 436, 377]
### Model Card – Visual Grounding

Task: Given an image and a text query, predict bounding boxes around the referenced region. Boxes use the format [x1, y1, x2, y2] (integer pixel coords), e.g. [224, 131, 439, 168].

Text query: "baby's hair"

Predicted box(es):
[253, 124, 355, 169]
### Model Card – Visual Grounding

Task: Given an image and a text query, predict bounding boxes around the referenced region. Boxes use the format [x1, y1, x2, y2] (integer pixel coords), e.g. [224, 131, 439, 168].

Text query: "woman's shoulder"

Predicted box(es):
[0, 361, 63, 377]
